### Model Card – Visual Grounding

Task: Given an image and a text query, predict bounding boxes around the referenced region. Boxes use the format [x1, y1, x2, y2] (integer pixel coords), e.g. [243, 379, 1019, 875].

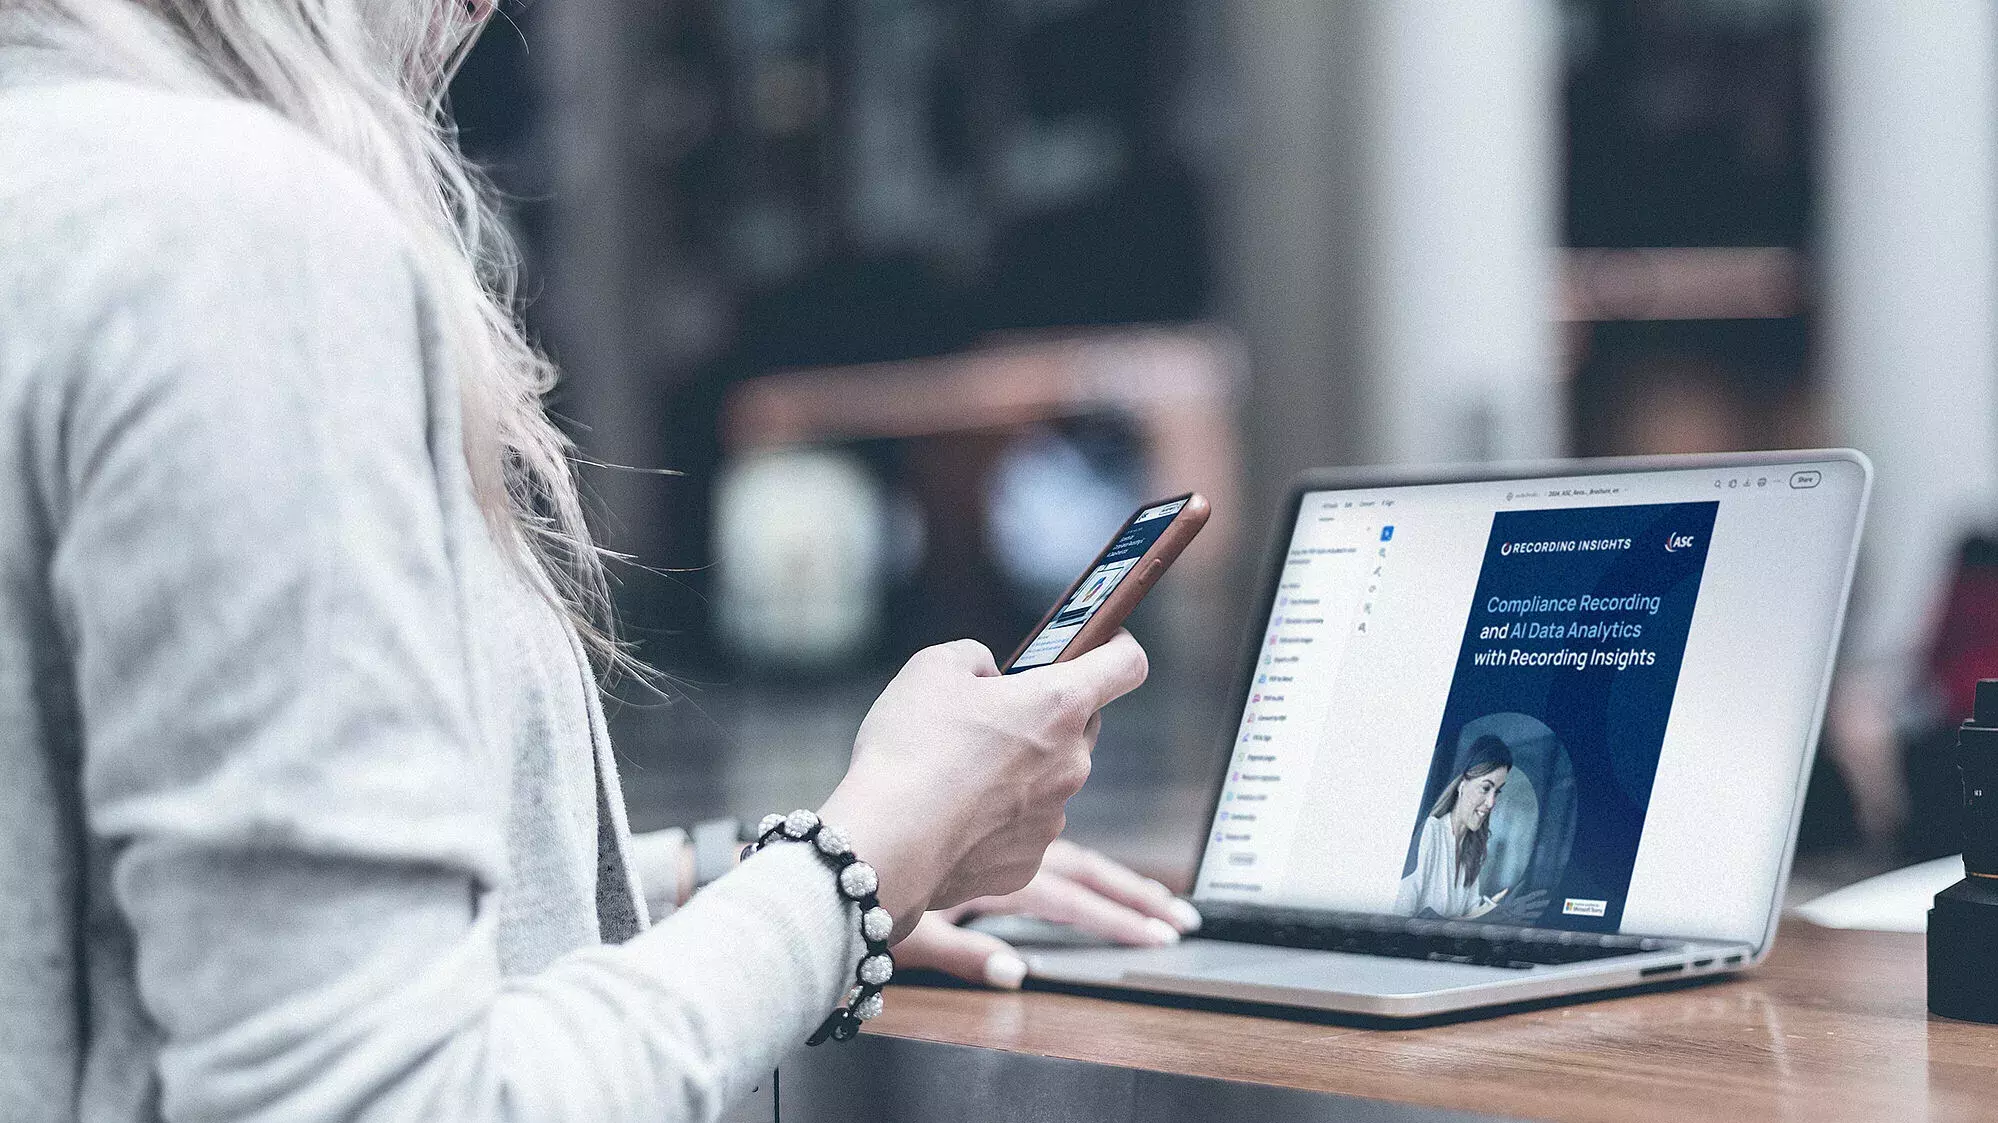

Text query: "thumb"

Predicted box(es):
[895, 914, 1031, 990]
[1031, 630, 1149, 714]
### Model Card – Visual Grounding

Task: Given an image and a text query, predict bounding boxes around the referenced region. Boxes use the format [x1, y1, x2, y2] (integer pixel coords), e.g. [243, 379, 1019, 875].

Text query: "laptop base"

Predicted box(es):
[1023, 935, 1753, 1020]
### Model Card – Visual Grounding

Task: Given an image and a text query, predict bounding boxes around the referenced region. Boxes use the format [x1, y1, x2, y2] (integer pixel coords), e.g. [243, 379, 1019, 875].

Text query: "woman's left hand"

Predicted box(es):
[890, 839, 1202, 988]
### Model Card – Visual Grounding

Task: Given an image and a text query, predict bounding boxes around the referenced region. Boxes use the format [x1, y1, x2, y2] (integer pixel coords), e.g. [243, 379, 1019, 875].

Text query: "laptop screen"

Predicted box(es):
[1193, 455, 1867, 946]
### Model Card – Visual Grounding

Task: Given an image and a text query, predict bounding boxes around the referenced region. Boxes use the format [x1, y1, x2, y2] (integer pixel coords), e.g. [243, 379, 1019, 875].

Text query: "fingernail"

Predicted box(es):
[984, 953, 1028, 990]
[1168, 899, 1203, 932]
[1143, 917, 1181, 946]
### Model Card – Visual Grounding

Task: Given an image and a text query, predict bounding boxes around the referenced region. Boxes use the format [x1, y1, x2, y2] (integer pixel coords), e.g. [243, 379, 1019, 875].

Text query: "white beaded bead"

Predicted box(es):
[815, 825, 851, 857]
[861, 907, 893, 943]
[838, 862, 878, 900]
[858, 954, 894, 986]
[757, 809, 892, 1040]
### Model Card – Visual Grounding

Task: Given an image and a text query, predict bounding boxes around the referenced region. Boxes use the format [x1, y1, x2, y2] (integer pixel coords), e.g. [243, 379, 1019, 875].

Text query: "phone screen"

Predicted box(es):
[1005, 497, 1191, 672]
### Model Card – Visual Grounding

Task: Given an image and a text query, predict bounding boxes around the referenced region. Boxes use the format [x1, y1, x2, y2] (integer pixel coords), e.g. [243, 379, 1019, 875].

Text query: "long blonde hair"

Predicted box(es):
[9, 0, 624, 669]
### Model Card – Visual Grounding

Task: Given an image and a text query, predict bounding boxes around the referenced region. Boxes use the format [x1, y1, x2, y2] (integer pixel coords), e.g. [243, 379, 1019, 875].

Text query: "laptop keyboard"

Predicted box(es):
[1197, 909, 1677, 971]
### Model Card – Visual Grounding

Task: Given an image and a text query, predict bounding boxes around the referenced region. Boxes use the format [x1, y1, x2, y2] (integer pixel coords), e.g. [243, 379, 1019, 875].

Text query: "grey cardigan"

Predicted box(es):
[0, 52, 859, 1123]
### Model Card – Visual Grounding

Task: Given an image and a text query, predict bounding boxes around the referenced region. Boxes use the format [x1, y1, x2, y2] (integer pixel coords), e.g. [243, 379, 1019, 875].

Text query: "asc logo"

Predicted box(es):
[1664, 532, 1697, 553]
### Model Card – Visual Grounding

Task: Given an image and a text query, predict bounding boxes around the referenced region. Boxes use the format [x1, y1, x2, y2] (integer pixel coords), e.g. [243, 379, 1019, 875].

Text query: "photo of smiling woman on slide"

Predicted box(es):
[1395, 736, 1518, 919]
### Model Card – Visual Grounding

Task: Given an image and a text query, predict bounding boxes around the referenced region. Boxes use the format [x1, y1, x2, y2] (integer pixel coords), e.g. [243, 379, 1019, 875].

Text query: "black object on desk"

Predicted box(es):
[1928, 678, 1998, 1023]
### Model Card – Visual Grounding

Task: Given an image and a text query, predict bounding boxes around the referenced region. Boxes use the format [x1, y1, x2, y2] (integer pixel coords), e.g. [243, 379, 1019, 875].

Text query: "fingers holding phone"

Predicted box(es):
[825, 629, 1150, 929]
[1012, 630, 1149, 728]
[819, 494, 1206, 935]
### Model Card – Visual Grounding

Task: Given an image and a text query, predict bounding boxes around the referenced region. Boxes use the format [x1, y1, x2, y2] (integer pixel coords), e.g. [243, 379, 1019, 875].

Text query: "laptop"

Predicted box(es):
[1021, 450, 1871, 1019]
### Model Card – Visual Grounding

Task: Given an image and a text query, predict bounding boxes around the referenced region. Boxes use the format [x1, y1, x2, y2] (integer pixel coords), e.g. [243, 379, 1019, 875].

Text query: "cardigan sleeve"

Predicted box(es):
[49, 97, 861, 1123]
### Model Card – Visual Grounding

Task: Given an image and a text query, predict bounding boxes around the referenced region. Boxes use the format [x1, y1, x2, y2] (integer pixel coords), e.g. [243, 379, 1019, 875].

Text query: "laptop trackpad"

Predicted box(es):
[1029, 942, 1522, 996]
[1127, 946, 1525, 995]
[1025, 941, 1298, 985]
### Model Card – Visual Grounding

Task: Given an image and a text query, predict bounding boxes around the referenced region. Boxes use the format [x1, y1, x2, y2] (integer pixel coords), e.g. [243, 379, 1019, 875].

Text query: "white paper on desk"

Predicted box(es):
[1792, 855, 1964, 932]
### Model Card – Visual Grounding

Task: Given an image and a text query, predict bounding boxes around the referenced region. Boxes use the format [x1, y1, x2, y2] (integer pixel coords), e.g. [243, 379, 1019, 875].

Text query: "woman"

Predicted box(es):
[0, 2, 1195, 1120]
[1395, 737, 1515, 920]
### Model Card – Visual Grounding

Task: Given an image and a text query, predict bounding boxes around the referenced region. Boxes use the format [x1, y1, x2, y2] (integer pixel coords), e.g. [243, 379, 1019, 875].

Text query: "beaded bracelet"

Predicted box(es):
[743, 809, 895, 1046]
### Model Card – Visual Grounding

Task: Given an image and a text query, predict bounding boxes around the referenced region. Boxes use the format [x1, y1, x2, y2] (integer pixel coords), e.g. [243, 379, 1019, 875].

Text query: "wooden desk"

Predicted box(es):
[783, 923, 1998, 1121]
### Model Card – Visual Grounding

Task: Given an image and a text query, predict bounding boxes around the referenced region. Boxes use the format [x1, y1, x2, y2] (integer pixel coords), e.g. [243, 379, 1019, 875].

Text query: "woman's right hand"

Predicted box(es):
[818, 632, 1148, 943]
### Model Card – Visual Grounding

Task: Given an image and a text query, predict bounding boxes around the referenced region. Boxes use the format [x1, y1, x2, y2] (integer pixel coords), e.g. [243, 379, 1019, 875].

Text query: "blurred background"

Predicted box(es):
[450, 0, 1998, 896]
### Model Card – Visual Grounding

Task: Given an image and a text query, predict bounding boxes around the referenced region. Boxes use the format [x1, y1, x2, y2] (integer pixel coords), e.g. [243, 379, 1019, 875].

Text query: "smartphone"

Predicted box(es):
[1003, 493, 1210, 673]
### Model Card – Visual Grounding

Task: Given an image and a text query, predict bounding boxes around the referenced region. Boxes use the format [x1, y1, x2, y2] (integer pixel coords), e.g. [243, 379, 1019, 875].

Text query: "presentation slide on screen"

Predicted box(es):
[1394, 501, 1717, 932]
[1192, 461, 1862, 944]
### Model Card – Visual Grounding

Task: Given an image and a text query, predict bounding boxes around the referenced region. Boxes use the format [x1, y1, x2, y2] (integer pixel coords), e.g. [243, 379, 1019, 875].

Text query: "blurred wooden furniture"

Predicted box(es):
[783, 922, 1998, 1121]
[721, 325, 1248, 679]
[722, 325, 1246, 582]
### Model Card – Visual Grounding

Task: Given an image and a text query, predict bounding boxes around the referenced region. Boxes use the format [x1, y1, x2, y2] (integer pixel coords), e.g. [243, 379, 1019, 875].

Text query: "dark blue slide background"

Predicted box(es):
[1409, 501, 1719, 932]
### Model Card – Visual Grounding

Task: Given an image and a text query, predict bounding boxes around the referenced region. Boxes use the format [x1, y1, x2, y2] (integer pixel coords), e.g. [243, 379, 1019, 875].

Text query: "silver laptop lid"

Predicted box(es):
[1192, 451, 1870, 952]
